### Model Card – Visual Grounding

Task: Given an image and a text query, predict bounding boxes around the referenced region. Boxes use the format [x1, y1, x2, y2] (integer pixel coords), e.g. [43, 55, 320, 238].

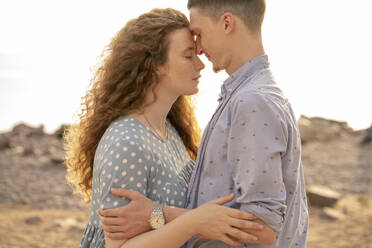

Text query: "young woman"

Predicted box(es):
[64, 8, 258, 248]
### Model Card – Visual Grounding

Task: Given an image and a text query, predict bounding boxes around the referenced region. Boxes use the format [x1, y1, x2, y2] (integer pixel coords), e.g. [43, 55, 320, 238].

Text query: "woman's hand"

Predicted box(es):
[99, 189, 274, 246]
[181, 194, 264, 246]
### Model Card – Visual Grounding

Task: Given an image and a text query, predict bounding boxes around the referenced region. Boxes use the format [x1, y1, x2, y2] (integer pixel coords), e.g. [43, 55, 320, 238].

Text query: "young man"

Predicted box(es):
[99, 1, 308, 247]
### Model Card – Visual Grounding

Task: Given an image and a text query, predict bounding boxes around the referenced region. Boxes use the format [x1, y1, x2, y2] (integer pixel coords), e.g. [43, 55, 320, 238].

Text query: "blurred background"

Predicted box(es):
[0, 0, 371, 247]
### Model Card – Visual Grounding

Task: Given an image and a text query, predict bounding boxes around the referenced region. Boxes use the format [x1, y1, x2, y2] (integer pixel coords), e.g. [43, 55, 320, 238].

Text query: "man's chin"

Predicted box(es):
[213, 66, 222, 73]
[211, 62, 222, 73]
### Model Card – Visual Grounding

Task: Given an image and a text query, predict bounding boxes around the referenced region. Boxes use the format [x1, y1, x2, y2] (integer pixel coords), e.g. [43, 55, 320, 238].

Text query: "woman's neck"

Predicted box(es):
[133, 88, 177, 135]
[142, 101, 170, 128]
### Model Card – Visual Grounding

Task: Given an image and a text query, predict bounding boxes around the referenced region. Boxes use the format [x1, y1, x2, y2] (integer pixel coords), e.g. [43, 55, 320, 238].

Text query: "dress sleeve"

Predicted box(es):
[97, 138, 150, 210]
[227, 93, 288, 232]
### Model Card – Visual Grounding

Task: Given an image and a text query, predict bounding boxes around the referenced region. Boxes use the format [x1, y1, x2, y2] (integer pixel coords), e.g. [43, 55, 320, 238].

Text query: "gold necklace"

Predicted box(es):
[143, 113, 168, 141]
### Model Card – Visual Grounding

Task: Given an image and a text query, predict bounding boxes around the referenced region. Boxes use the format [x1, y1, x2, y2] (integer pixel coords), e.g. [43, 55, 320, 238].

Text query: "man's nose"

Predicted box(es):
[196, 56, 205, 71]
[196, 36, 203, 55]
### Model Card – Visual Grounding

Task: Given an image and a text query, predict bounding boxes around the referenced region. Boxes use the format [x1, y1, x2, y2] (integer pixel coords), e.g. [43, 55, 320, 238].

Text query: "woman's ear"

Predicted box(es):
[156, 64, 168, 77]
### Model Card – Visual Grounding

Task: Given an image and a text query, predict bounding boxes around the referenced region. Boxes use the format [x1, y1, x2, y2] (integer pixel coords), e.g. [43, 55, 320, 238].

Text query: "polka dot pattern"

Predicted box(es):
[80, 115, 195, 247]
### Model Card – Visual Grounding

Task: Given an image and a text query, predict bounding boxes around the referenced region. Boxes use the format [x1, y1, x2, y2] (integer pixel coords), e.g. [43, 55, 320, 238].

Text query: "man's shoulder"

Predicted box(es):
[229, 88, 272, 111]
[234, 72, 289, 105]
[228, 85, 295, 127]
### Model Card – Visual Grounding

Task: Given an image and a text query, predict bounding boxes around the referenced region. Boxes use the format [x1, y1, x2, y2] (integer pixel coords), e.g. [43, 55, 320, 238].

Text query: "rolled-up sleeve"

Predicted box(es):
[227, 92, 288, 232]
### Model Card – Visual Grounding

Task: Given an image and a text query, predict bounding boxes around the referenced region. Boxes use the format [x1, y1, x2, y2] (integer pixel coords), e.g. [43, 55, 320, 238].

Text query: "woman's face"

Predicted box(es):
[157, 27, 205, 97]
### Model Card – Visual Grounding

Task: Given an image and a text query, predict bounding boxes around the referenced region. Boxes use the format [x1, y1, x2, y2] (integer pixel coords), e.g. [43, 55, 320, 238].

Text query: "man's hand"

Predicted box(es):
[184, 195, 262, 246]
[98, 188, 276, 245]
[243, 218, 277, 246]
[98, 188, 154, 240]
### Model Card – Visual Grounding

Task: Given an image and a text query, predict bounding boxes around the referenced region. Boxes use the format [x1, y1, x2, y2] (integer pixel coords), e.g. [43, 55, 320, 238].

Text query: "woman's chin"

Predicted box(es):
[184, 87, 199, 96]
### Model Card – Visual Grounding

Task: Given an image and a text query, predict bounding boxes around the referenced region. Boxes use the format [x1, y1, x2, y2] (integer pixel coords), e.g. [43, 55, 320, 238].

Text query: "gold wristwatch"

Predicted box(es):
[149, 203, 165, 229]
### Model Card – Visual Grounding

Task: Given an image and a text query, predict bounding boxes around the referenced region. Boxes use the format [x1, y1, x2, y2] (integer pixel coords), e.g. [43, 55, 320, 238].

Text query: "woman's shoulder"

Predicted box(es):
[108, 115, 142, 132]
[102, 116, 148, 140]
[97, 116, 149, 154]
[94, 118, 151, 173]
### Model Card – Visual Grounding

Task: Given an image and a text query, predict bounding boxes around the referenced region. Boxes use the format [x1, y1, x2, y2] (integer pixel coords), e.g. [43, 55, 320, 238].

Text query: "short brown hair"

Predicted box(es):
[187, 0, 266, 33]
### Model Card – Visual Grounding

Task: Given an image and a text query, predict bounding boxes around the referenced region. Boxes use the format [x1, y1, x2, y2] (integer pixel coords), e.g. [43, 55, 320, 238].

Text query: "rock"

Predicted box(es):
[335, 195, 372, 215]
[54, 218, 77, 228]
[9, 144, 35, 157]
[307, 185, 341, 207]
[54, 124, 70, 139]
[0, 134, 11, 151]
[25, 216, 42, 225]
[50, 223, 62, 229]
[22, 145, 35, 156]
[298, 116, 353, 143]
[11, 146, 25, 155]
[38, 155, 52, 166]
[49, 146, 65, 164]
[360, 124, 372, 145]
[43, 227, 53, 232]
[54, 218, 85, 230]
[3, 123, 52, 156]
[68, 225, 85, 233]
[12, 123, 45, 137]
[322, 207, 346, 220]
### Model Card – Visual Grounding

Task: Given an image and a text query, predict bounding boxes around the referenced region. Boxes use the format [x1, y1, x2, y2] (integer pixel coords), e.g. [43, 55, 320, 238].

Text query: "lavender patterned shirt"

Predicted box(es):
[184, 55, 309, 248]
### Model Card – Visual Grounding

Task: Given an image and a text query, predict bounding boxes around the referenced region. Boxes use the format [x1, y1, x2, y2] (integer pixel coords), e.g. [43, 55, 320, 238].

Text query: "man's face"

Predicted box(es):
[189, 7, 227, 73]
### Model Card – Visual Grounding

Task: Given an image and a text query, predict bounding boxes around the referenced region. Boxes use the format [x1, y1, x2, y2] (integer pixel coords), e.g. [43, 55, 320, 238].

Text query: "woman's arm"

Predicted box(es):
[100, 188, 276, 245]
[105, 194, 262, 248]
[105, 210, 194, 248]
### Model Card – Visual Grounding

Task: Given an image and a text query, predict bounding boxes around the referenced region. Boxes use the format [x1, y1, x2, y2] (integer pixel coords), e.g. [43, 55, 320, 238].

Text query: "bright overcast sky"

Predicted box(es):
[0, 0, 371, 132]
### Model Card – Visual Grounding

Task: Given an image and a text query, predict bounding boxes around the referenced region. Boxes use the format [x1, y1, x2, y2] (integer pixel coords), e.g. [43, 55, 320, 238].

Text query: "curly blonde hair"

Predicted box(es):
[64, 8, 202, 203]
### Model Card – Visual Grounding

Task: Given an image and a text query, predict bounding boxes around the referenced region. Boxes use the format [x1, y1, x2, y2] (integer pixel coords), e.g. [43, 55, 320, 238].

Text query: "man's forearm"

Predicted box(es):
[163, 205, 190, 223]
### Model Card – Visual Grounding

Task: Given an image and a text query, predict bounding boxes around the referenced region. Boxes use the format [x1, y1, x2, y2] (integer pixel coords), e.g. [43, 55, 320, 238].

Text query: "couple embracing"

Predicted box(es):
[65, 0, 308, 247]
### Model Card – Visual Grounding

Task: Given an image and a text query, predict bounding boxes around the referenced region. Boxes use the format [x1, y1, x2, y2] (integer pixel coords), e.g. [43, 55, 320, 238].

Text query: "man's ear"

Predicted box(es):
[221, 12, 235, 34]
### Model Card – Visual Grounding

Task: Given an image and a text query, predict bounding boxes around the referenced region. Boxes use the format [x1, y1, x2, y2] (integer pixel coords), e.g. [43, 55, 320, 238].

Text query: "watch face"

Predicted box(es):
[150, 214, 165, 229]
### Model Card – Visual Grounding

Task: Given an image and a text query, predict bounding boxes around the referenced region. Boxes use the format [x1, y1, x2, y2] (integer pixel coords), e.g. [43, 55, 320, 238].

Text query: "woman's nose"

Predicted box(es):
[196, 56, 205, 71]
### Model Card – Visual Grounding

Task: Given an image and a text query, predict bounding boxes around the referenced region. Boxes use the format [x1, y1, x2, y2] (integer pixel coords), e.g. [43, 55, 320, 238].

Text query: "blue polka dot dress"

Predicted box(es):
[80, 116, 195, 247]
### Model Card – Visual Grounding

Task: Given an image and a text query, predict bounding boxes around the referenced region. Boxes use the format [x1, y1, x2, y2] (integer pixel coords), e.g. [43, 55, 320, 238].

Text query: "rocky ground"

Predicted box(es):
[0, 117, 371, 248]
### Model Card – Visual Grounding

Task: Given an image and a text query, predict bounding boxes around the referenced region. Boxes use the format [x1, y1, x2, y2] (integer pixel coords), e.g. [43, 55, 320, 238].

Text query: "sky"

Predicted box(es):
[0, 0, 371, 132]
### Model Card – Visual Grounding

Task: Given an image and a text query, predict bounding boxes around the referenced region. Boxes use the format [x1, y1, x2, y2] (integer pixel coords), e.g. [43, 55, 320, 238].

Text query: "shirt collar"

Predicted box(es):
[220, 55, 269, 100]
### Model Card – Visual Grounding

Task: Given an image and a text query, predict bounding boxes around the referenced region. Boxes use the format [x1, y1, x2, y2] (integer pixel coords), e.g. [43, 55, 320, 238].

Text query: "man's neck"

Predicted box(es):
[225, 35, 265, 75]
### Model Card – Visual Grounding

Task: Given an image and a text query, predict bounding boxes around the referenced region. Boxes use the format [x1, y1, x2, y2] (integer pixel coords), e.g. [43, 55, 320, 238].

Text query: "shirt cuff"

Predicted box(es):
[240, 202, 285, 232]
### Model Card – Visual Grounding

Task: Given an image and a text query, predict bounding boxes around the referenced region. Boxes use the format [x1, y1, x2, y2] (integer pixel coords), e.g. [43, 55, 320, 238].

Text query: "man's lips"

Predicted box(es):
[193, 75, 201, 80]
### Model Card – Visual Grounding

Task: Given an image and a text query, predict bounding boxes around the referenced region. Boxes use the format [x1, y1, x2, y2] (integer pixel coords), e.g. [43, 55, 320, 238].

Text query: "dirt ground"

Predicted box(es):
[0, 122, 371, 248]
[1, 197, 372, 248]
[307, 195, 372, 248]
[0, 204, 88, 248]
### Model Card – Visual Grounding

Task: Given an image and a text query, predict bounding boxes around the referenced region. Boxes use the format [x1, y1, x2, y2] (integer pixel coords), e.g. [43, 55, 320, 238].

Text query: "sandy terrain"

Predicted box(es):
[0, 119, 371, 248]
